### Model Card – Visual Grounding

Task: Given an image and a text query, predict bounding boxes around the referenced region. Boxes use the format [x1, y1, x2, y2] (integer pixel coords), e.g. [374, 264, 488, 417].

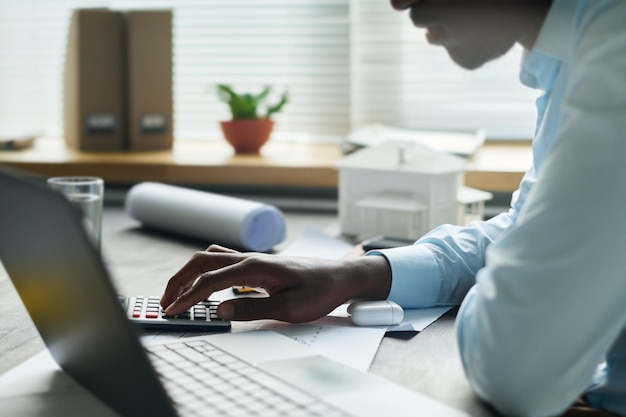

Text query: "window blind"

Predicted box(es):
[0, 0, 538, 142]
[0, 0, 101, 138]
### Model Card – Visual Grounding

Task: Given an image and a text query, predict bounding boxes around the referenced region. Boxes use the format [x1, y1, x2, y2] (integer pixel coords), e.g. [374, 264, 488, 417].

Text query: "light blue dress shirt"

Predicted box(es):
[372, 1, 626, 415]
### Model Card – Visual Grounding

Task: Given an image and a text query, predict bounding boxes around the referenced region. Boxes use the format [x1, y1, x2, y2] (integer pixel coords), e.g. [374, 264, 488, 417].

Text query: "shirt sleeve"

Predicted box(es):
[455, 4, 626, 416]
[367, 165, 536, 308]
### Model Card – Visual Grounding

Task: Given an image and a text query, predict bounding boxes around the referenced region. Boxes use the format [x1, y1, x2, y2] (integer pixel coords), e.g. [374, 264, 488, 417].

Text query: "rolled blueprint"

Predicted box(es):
[125, 182, 286, 252]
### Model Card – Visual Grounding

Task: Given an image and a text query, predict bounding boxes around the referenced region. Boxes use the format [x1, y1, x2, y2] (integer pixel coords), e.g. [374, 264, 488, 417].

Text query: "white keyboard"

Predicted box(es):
[146, 339, 350, 417]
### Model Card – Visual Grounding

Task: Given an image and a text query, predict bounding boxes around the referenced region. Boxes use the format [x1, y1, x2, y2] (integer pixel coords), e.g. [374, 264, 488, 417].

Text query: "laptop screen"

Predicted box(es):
[0, 168, 177, 417]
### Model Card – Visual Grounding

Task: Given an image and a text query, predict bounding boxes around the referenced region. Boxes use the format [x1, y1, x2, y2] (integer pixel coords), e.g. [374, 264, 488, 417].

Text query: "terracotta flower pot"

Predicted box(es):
[220, 118, 275, 154]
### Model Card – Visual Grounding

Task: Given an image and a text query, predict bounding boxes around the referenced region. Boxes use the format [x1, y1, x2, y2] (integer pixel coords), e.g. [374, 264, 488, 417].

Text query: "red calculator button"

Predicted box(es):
[145, 312, 159, 319]
[132, 311, 142, 318]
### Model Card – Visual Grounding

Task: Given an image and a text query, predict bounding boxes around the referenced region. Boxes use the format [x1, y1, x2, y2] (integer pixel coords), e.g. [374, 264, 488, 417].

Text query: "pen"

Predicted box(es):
[232, 286, 261, 295]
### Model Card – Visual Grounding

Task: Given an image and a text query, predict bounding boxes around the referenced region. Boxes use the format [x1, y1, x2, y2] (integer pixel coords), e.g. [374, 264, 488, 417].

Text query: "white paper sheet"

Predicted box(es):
[277, 227, 354, 259]
[240, 316, 388, 372]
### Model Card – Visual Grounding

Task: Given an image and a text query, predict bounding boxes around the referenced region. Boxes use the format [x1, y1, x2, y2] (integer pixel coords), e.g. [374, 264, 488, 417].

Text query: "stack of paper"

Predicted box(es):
[347, 124, 486, 157]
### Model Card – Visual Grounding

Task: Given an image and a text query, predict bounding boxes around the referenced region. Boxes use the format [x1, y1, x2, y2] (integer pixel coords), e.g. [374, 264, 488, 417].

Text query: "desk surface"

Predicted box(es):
[0, 137, 531, 193]
[0, 205, 497, 417]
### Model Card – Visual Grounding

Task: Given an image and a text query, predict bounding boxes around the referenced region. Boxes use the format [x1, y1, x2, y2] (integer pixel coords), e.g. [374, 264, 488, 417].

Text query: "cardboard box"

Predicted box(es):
[63, 9, 126, 151]
[125, 10, 173, 151]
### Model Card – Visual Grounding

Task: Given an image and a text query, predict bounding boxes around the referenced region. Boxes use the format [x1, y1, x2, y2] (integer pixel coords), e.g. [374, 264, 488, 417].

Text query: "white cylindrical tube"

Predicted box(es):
[125, 182, 286, 252]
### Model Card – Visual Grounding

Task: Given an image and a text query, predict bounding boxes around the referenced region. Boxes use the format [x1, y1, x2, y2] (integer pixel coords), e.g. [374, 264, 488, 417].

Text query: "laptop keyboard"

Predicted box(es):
[146, 339, 350, 417]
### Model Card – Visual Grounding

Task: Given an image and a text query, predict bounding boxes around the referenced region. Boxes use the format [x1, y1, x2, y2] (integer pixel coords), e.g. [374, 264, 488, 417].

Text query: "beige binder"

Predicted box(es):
[125, 10, 173, 151]
[63, 9, 126, 151]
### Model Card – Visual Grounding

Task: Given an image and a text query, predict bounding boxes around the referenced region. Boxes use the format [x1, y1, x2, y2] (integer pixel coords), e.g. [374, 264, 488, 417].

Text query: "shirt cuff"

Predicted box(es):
[366, 244, 441, 308]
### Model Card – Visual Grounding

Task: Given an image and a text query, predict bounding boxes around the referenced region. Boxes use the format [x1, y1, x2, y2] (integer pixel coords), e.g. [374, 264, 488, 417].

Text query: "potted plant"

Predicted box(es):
[217, 84, 288, 154]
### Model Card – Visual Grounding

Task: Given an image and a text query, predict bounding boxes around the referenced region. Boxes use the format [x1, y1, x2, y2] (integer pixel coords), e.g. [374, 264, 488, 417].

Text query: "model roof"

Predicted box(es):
[335, 140, 466, 175]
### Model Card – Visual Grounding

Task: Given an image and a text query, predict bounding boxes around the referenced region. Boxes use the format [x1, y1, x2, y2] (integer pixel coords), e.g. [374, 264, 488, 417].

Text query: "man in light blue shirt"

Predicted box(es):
[384, 1, 626, 416]
[162, 1, 626, 415]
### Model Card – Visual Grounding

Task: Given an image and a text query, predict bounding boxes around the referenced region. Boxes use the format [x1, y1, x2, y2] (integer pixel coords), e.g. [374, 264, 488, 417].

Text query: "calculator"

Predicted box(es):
[119, 296, 231, 331]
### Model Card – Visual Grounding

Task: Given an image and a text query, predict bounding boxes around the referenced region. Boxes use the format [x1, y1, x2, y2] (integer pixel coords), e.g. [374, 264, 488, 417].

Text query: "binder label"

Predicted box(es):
[86, 114, 117, 134]
[140, 114, 168, 134]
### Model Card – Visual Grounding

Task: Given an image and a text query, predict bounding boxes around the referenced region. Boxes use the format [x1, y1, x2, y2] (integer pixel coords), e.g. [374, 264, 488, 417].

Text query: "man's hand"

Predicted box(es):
[160, 244, 392, 323]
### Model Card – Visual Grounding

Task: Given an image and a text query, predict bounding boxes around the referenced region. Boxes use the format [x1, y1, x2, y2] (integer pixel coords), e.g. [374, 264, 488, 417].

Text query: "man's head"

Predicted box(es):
[390, 0, 553, 70]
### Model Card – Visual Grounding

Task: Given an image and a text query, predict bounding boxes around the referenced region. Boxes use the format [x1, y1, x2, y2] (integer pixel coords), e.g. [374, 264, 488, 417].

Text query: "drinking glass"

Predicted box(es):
[47, 176, 104, 251]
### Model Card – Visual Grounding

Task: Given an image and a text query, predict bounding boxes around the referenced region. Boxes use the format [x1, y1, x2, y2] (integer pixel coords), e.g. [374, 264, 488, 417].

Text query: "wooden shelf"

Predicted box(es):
[0, 137, 531, 192]
[465, 141, 532, 192]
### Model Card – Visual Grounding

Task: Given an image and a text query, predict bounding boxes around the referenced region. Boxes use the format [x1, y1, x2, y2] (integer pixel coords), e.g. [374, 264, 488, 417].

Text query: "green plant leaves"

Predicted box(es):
[267, 91, 288, 118]
[216, 84, 288, 120]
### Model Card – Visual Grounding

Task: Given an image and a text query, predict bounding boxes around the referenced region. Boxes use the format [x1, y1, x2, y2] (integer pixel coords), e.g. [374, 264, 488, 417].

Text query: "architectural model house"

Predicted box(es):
[335, 140, 492, 241]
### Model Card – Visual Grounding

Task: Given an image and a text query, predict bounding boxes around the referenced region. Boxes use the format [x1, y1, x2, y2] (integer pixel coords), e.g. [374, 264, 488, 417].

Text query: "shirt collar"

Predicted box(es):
[519, 0, 575, 91]
[520, 49, 558, 91]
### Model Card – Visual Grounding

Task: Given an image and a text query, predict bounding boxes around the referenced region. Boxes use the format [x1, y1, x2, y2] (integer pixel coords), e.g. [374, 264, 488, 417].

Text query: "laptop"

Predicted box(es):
[0, 168, 468, 417]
